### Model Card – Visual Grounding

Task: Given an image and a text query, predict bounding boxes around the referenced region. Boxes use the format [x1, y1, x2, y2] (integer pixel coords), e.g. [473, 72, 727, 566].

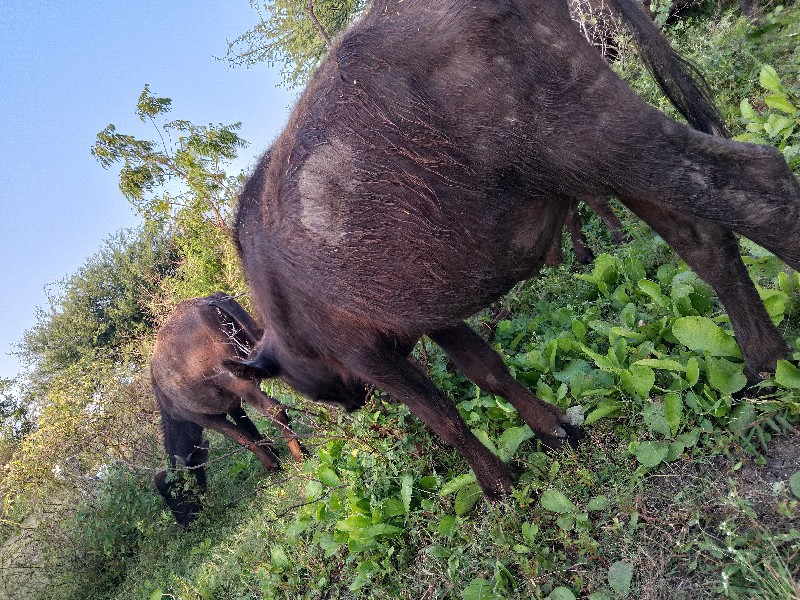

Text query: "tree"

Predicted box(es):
[18, 226, 174, 381]
[92, 85, 250, 301]
[225, 0, 367, 86]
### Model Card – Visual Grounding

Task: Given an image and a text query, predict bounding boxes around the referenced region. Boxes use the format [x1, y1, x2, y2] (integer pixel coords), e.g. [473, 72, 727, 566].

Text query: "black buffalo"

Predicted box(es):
[230, 0, 799, 500]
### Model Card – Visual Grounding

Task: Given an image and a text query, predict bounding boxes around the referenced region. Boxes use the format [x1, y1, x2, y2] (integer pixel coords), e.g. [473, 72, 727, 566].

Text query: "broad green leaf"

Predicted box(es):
[150, 591, 164, 600]
[644, 402, 671, 437]
[759, 65, 784, 93]
[588, 495, 610, 511]
[350, 560, 378, 592]
[638, 279, 666, 306]
[634, 441, 669, 468]
[318, 467, 342, 488]
[271, 545, 290, 569]
[740, 97, 756, 120]
[685, 357, 700, 387]
[419, 475, 438, 490]
[672, 317, 741, 358]
[438, 514, 458, 537]
[664, 392, 683, 436]
[584, 399, 623, 425]
[630, 364, 655, 398]
[778, 271, 797, 297]
[733, 132, 767, 144]
[401, 474, 413, 514]
[706, 357, 747, 396]
[521, 522, 539, 544]
[382, 498, 405, 518]
[775, 360, 800, 388]
[336, 514, 371, 533]
[727, 402, 756, 433]
[757, 286, 788, 325]
[499, 425, 534, 457]
[455, 483, 482, 516]
[790, 471, 800, 500]
[764, 93, 797, 114]
[556, 513, 576, 530]
[547, 587, 577, 600]
[547, 339, 558, 374]
[666, 440, 685, 461]
[764, 113, 794, 137]
[540, 488, 577, 514]
[440, 473, 477, 496]
[580, 346, 618, 372]
[474, 429, 499, 454]
[461, 578, 500, 600]
[608, 561, 634, 597]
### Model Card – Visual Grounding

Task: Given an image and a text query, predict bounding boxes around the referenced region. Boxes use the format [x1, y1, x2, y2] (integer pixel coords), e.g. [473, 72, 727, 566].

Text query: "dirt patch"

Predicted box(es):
[631, 430, 800, 600]
[736, 430, 800, 525]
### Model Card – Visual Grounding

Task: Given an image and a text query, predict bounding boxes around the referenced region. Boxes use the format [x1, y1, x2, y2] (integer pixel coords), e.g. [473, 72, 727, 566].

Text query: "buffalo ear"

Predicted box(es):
[223, 356, 281, 380]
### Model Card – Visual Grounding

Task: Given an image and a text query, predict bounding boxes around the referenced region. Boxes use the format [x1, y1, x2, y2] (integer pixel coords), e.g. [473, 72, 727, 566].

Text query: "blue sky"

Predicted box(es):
[0, 1, 298, 380]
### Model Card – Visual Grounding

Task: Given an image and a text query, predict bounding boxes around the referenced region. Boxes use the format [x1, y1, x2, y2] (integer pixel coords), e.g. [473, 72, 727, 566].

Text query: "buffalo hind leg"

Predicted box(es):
[565, 199, 594, 264]
[190, 413, 281, 471]
[621, 196, 789, 382]
[243, 392, 306, 462]
[429, 322, 584, 448]
[354, 353, 512, 500]
[582, 196, 629, 245]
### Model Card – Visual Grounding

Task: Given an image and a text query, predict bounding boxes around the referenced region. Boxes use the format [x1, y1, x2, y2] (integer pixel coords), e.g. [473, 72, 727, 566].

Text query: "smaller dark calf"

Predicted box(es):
[151, 292, 304, 527]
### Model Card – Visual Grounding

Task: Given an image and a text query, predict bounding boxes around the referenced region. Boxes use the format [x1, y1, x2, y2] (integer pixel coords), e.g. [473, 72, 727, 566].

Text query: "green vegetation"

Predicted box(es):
[1, 2, 799, 599]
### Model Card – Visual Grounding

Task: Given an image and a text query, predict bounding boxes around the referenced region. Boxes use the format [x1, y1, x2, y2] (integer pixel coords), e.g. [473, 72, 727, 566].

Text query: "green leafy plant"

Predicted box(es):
[736, 64, 800, 169]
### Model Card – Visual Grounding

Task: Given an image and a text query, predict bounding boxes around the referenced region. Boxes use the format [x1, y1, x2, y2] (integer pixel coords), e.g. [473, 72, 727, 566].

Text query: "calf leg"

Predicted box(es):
[189, 412, 281, 471]
[228, 405, 277, 456]
[243, 392, 306, 462]
[429, 322, 583, 447]
[621, 196, 790, 381]
[353, 353, 512, 500]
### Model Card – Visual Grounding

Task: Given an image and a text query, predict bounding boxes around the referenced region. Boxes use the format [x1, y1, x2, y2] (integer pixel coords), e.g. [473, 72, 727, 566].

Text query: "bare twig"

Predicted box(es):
[306, 0, 332, 48]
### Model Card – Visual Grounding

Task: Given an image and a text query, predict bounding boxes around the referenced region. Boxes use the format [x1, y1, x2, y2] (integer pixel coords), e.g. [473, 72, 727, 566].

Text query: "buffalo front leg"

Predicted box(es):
[355, 353, 512, 500]
[244, 391, 306, 463]
[430, 322, 584, 448]
[190, 413, 281, 471]
[621, 196, 790, 382]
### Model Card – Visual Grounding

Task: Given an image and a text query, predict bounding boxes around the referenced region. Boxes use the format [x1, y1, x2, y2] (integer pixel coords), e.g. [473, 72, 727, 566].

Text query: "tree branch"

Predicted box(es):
[306, 0, 332, 48]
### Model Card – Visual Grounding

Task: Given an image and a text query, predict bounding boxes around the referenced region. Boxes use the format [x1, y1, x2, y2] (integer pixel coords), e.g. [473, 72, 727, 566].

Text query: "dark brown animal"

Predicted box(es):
[152, 292, 304, 527]
[229, 0, 799, 501]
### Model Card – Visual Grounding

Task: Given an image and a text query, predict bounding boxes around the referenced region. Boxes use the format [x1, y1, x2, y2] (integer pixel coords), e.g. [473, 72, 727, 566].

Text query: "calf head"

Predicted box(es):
[154, 440, 209, 529]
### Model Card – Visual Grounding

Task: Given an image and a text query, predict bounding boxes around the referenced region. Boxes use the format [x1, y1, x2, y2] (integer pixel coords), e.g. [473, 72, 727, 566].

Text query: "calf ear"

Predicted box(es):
[223, 356, 281, 380]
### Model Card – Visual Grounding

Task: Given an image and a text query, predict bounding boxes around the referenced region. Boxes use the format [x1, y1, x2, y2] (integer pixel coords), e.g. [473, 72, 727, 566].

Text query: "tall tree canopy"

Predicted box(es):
[225, 0, 367, 86]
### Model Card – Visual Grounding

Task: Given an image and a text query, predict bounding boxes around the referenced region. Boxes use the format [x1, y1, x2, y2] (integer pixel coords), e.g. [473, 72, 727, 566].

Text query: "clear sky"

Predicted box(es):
[0, 1, 298, 381]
